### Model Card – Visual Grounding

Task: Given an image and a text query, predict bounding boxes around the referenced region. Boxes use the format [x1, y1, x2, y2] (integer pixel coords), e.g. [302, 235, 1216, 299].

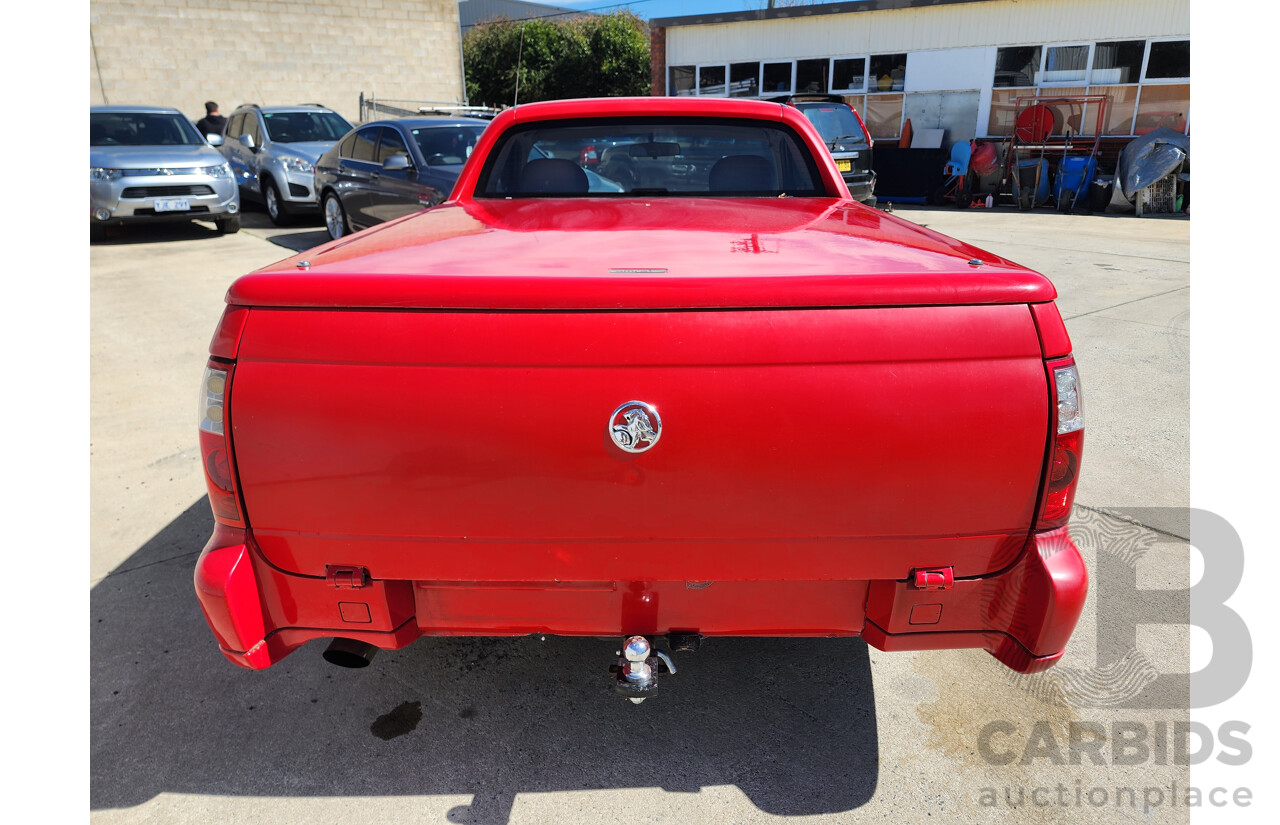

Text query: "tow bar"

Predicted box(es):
[611, 635, 677, 703]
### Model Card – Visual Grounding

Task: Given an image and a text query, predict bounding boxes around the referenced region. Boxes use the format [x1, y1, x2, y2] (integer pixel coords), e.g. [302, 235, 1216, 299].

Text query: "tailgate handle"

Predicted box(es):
[912, 567, 954, 591]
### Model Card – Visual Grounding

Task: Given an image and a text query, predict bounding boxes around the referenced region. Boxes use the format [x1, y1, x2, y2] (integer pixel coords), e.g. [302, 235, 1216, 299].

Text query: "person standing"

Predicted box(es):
[195, 101, 227, 138]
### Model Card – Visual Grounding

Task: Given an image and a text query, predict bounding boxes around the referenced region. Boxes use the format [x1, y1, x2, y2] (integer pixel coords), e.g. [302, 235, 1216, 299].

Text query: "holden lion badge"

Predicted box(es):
[609, 401, 662, 454]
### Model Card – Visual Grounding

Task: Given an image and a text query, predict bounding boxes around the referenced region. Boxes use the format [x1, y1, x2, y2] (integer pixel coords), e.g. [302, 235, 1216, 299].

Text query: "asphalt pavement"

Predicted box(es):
[90, 202, 1191, 824]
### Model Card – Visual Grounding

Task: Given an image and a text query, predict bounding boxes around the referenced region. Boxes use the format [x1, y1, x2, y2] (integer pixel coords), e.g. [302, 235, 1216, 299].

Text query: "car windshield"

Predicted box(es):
[795, 103, 869, 149]
[476, 117, 824, 198]
[90, 112, 205, 147]
[411, 124, 488, 165]
[262, 111, 352, 143]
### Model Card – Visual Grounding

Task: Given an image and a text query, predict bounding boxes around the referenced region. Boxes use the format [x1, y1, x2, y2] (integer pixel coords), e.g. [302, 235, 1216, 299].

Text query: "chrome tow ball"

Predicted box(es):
[611, 635, 676, 703]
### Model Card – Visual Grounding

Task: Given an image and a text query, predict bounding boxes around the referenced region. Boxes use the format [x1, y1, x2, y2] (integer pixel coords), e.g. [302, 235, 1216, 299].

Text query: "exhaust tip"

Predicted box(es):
[322, 637, 379, 668]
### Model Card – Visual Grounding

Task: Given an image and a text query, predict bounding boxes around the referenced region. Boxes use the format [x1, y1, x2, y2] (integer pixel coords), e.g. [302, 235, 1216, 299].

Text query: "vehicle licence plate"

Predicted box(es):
[835, 159, 852, 172]
[154, 199, 190, 212]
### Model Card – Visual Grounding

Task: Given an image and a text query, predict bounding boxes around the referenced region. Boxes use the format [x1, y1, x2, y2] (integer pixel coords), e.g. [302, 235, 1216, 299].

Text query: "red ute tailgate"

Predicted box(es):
[229, 304, 1049, 582]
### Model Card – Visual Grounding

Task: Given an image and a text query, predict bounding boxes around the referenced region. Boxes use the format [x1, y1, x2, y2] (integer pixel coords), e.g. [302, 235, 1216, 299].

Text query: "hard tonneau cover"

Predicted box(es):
[228, 199, 1055, 311]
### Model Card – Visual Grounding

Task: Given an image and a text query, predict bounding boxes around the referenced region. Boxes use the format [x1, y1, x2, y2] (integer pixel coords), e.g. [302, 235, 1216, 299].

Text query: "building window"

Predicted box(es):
[841, 94, 868, 124]
[987, 89, 1024, 136]
[863, 93, 904, 139]
[985, 38, 1189, 138]
[1135, 84, 1189, 133]
[994, 46, 1041, 87]
[796, 59, 828, 94]
[831, 58, 866, 93]
[1090, 85, 1140, 134]
[729, 62, 759, 97]
[1036, 87, 1091, 134]
[1145, 40, 1189, 80]
[1042, 45, 1089, 85]
[698, 65, 727, 96]
[869, 53, 906, 92]
[669, 65, 695, 96]
[1091, 40, 1145, 85]
[762, 61, 793, 94]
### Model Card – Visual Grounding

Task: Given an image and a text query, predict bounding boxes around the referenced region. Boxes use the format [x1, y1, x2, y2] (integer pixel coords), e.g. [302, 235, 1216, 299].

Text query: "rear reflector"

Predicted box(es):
[1038, 357, 1083, 530]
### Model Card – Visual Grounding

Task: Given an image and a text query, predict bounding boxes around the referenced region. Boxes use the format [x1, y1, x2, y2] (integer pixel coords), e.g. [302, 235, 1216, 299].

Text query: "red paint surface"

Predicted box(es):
[230, 305, 1047, 581]
[228, 198, 1054, 310]
[195, 96, 1086, 673]
[1030, 302, 1072, 358]
[863, 526, 1088, 673]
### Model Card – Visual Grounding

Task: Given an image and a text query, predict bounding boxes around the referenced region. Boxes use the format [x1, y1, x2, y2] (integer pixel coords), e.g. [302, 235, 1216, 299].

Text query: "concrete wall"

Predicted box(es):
[89, 0, 464, 125]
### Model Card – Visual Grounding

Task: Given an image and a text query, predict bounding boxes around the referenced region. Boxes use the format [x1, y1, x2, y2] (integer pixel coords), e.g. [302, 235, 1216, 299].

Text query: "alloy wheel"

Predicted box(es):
[265, 185, 279, 220]
[325, 195, 346, 239]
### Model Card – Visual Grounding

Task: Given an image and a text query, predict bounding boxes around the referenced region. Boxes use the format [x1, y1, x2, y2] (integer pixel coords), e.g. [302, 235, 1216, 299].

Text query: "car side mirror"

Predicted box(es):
[383, 154, 411, 171]
[206, 133, 224, 147]
[239, 133, 256, 151]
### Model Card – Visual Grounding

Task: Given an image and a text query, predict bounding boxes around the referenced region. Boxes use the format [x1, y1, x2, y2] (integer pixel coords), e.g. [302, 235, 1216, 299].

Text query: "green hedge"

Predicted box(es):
[464, 12, 651, 106]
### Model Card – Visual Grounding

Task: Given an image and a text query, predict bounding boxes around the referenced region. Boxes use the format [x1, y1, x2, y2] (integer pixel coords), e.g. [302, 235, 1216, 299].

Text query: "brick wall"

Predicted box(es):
[649, 25, 665, 96]
[89, 0, 464, 125]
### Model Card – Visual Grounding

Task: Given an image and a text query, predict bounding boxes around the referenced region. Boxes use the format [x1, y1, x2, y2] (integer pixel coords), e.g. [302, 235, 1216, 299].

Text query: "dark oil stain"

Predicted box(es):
[371, 701, 422, 740]
[459, 706, 476, 719]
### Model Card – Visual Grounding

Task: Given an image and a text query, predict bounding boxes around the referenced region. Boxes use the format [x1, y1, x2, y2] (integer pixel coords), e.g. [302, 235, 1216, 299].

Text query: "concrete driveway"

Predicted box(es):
[90, 205, 1190, 824]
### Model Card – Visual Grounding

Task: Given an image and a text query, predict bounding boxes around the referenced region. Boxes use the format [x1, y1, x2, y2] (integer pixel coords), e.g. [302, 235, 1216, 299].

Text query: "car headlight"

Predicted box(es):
[91, 167, 123, 182]
[200, 163, 232, 178]
[281, 157, 313, 174]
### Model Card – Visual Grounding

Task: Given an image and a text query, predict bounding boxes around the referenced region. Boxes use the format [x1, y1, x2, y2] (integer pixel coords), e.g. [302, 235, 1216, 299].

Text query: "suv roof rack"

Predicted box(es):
[417, 104, 501, 120]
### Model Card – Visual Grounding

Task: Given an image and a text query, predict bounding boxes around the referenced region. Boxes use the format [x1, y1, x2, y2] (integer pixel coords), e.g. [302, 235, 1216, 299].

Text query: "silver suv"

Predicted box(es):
[219, 104, 353, 225]
[90, 105, 240, 237]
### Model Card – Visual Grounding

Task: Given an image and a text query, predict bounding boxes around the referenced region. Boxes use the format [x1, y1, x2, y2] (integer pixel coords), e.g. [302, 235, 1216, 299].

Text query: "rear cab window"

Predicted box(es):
[475, 117, 825, 198]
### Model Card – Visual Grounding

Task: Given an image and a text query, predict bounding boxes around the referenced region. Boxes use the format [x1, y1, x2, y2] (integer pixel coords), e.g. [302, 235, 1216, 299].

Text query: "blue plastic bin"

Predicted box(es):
[1054, 156, 1098, 208]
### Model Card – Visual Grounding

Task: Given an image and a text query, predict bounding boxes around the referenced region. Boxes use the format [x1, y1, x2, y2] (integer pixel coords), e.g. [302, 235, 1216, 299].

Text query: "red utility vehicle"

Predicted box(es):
[194, 97, 1086, 700]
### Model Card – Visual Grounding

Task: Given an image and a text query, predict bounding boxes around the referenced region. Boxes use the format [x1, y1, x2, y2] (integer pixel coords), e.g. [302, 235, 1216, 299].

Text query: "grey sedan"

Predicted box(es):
[90, 106, 240, 237]
[314, 117, 624, 240]
[314, 117, 491, 240]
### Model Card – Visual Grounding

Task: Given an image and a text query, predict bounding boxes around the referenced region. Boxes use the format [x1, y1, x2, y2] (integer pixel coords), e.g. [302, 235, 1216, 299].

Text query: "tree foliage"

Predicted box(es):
[463, 12, 650, 107]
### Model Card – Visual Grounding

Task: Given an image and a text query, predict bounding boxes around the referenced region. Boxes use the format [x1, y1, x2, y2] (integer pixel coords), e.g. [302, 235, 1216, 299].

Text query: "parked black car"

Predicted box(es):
[314, 117, 491, 240]
[766, 94, 877, 207]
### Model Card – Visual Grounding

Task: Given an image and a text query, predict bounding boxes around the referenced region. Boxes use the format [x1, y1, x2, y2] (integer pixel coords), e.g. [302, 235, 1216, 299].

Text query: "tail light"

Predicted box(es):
[1037, 356, 1083, 530]
[199, 361, 244, 526]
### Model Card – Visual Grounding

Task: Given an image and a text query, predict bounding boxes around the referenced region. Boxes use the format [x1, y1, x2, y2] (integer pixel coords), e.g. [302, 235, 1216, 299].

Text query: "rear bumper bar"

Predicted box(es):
[862, 526, 1088, 673]
[194, 524, 1085, 672]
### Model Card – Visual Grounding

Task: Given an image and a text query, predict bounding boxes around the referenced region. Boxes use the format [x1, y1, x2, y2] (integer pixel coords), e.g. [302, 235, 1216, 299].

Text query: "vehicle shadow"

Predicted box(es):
[259, 227, 331, 253]
[89, 221, 230, 245]
[91, 500, 879, 821]
[238, 208, 331, 253]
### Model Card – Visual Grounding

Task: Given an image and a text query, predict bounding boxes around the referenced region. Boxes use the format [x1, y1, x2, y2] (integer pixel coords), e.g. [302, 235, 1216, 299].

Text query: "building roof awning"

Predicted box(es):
[652, 0, 995, 29]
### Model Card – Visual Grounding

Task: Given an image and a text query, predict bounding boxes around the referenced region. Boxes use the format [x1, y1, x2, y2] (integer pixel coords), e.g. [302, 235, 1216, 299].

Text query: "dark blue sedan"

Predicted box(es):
[313, 117, 491, 240]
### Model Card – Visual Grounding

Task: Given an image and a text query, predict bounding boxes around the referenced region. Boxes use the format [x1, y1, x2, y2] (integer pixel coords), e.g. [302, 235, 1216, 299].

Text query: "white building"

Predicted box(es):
[649, 0, 1189, 146]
